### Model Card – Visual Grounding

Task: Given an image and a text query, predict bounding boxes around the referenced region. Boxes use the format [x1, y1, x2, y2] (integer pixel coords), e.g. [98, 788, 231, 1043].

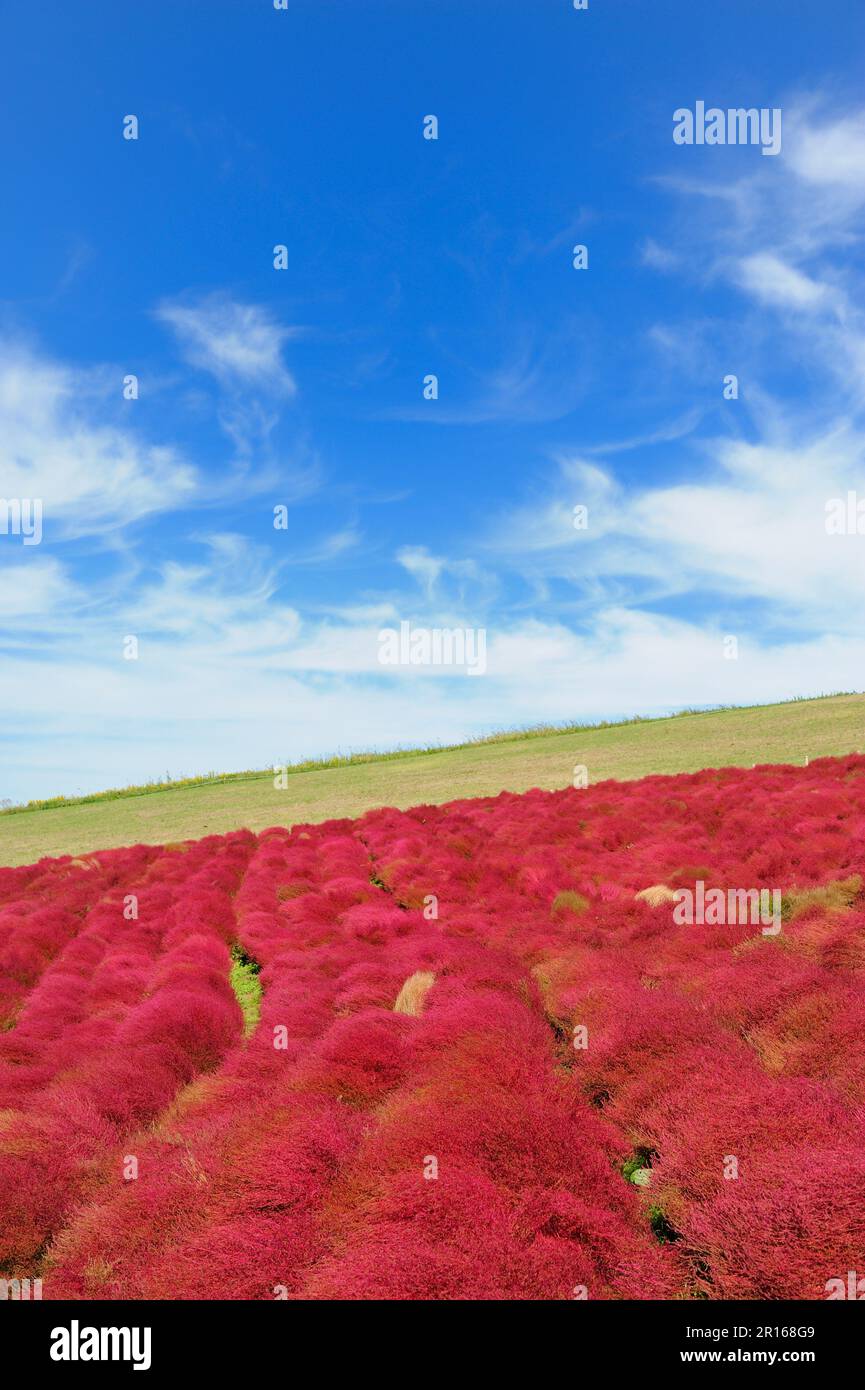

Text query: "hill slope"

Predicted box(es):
[0, 692, 862, 867]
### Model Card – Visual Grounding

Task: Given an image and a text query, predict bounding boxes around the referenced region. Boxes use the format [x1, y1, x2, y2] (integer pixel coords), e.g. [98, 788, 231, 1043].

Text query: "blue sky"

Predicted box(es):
[2, 0, 865, 802]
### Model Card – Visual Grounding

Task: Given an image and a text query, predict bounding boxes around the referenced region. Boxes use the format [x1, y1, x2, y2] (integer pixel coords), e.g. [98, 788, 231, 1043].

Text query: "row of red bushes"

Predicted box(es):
[0, 832, 255, 1267]
[1, 755, 864, 1297]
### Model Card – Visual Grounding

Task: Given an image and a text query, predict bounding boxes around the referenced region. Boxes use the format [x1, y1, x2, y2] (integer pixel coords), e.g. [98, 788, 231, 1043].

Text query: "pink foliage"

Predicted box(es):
[2, 756, 865, 1298]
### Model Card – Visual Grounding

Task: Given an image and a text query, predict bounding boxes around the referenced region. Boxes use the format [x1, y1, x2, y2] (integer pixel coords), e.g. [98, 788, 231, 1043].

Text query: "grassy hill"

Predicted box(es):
[1, 692, 862, 868]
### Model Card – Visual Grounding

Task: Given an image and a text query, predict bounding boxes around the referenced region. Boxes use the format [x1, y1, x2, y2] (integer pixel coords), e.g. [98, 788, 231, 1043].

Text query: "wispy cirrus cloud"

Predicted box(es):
[156, 293, 299, 394]
[483, 97, 865, 637]
[379, 319, 594, 425]
[734, 253, 836, 312]
[0, 556, 77, 623]
[0, 342, 197, 540]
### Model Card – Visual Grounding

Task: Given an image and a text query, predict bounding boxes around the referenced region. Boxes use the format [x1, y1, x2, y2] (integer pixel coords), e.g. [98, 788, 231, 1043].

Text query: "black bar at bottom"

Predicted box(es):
[3, 1297, 858, 1375]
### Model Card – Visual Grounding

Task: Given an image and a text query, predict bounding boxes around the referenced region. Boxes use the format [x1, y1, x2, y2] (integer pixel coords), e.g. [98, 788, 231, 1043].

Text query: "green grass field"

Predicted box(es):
[1, 693, 862, 868]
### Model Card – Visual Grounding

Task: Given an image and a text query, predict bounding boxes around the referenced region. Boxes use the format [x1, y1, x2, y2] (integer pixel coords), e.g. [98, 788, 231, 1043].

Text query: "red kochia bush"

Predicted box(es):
[0, 835, 252, 1266]
[4, 755, 865, 1299]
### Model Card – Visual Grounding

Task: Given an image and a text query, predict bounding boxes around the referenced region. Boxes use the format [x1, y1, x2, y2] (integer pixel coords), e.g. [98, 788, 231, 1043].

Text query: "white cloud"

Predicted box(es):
[0, 345, 197, 539]
[640, 238, 680, 272]
[396, 546, 445, 597]
[0, 592, 859, 805]
[156, 294, 298, 393]
[488, 419, 865, 637]
[0, 557, 76, 621]
[788, 112, 865, 191]
[735, 253, 833, 311]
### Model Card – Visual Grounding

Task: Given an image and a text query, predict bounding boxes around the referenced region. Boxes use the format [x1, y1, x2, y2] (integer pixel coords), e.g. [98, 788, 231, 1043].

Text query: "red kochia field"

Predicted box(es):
[2, 755, 865, 1301]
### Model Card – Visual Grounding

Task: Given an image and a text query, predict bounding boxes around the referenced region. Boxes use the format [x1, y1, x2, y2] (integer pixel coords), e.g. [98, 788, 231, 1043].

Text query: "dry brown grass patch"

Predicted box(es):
[635, 884, 677, 908]
[782, 874, 861, 921]
[393, 970, 436, 1017]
